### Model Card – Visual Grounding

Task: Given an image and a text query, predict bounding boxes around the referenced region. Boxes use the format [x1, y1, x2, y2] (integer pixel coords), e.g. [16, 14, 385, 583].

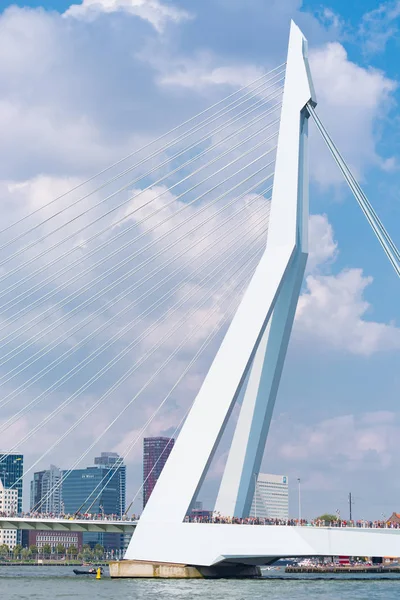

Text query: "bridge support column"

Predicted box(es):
[109, 560, 261, 579]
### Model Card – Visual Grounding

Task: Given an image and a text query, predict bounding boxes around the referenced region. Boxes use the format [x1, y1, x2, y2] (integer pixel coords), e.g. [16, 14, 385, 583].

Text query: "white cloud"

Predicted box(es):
[359, 1, 400, 55]
[147, 37, 397, 190]
[319, 8, 344, 32]
[0, 7, 134, 179]
[0, 5, 198, 181]
[307, 213, 338, 273]
[293, 213, 400, 356]
[278, 411, 399, 471]
[296, 267, 400, 355]
[309, 42, 397, 185]
[158, 58, 266, 92]
[65, 0, 192, 32]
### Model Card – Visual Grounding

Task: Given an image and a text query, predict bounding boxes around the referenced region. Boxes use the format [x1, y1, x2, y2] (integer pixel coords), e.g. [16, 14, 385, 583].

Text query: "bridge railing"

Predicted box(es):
[185, 516, 400, 529]
[0, 512, 137, 522]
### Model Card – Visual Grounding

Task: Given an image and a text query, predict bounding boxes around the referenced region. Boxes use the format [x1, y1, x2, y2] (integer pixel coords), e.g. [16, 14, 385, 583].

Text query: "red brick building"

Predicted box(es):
[22, 530, 83, 552]
[143, 437, 174, 509]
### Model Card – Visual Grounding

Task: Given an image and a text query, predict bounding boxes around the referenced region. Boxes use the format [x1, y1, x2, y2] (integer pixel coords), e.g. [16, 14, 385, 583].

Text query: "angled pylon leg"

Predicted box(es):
[214, 247, 307, 519]
[214, 101, 310, 518]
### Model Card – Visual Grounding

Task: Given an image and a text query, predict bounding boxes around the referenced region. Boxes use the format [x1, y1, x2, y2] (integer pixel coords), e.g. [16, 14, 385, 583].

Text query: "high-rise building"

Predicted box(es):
[143, 437, 174, 509]
[250, 473, 289, 519]
[25, 466, 64, 550]
[30, 470, 44, 512]
[61, 452, 126, 550]
[30, 465, 62, 513]
[94, 452, 121, 468]
[0, 453, 23, 514]
[0, 478, 18, 549]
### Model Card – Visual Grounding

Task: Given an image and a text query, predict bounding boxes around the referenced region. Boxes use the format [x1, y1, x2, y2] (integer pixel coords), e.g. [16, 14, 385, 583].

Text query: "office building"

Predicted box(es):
[26, 466, 64, 551]
[61, 452, 126, 550]
[30, 465, 62, 513]
[250, 473, 289, 519]
[94, 452, 121, 468]
[0, 478, 18, 549]
[22, 530, 83, 553]
[143, 437, 174, 509]
[0, 453, 23, 513]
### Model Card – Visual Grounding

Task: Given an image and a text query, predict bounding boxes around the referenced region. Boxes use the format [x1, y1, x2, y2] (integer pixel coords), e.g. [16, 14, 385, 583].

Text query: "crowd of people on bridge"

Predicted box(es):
[0, 511, 135, 522]
[1, 511, 399, 529]
[185, 514, 400, 529]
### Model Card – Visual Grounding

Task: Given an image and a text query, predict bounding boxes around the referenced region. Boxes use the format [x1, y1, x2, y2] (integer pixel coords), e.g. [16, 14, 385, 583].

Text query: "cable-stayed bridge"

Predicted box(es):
[0, 21, 398, 577]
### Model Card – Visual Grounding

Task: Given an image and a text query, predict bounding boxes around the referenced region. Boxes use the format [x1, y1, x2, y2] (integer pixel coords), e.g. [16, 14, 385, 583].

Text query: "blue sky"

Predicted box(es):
[0, 0, 399, 520]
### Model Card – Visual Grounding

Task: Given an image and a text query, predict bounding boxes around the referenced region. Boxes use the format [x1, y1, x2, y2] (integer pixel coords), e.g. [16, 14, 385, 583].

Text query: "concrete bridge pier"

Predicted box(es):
[109, 560, 261, 579]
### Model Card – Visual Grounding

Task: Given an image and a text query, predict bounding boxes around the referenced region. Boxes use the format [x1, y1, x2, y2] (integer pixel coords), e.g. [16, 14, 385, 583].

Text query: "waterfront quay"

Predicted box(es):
[286, 565, 400, 574]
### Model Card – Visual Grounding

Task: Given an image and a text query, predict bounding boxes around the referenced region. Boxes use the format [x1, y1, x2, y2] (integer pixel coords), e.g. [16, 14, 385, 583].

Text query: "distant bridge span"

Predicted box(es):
[0, 517, 137, 534]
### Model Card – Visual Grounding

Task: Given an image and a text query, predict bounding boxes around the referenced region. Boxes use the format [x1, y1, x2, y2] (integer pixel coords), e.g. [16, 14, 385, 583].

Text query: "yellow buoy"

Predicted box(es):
[96, 567, 101, 579]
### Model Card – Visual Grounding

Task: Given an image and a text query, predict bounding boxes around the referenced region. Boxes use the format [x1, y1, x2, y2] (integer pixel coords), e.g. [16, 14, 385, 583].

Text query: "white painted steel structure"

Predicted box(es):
[124, 21, 400, 567]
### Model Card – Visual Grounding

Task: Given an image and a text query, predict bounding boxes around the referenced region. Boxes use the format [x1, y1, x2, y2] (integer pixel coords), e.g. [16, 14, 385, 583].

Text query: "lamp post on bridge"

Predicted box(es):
[254, 474, 257, 519]
[297, 478, 301, 524]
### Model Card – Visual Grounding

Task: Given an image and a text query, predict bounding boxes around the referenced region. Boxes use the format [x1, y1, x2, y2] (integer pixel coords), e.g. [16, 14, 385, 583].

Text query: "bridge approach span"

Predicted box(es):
[0, 517, 137, 534]
[129, 522, 400, 567]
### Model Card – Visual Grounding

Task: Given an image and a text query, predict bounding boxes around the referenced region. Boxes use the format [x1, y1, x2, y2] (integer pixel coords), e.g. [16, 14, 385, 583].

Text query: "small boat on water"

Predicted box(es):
[73, 567, 104, 576]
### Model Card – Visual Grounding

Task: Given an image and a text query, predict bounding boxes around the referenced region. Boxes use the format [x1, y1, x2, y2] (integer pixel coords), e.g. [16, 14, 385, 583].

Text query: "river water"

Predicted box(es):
[2, 567, 400, 599]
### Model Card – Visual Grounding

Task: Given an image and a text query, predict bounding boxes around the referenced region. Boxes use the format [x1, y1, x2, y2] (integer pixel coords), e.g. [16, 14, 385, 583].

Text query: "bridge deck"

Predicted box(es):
[0, 517, 137, 533]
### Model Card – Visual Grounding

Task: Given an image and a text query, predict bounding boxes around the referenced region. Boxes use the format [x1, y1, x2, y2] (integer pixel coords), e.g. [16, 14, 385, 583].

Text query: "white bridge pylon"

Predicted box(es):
[125, 21, 400, 568]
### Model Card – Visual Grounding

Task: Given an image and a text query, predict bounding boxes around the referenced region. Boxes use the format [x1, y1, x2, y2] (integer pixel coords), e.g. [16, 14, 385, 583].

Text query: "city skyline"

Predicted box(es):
[0, 443, 397, 529]
[24, 452, 126, 550]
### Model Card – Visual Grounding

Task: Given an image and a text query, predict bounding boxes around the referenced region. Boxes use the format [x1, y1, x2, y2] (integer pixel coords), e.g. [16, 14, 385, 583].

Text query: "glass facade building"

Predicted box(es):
[0, 453, 23, 513]
[143, 437, 174, 509]
[61, 452, 126, 550]
[30, 470, 44, 512]
[250, 473, 289, 519]
[30, 465, 62, 513]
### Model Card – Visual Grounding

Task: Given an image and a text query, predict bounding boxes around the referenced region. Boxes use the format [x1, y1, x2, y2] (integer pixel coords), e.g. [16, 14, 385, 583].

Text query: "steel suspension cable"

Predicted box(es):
[0, 191, 270, 394]
[0, 193, 270, 442]
[0, 62, 285, 239]
[0, 171, 273, 394]
[0, 149, 276, 357]
[308, 103, 399, 263]
[126, 397, 193, 515]
[31, 232, 263, 508]
[0, 81, 283, 267]
[310, 104, 399, 262]
[80, 261, 255, 516]
[0, 194, 270, 420]
[307, 103, 400, 277]
[0, 116, 278, 322]
[23, 226, 266, 500]
[126, 397, 192, 515]
[0, 111, 280, 309]
[0, 200, 271, 418]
